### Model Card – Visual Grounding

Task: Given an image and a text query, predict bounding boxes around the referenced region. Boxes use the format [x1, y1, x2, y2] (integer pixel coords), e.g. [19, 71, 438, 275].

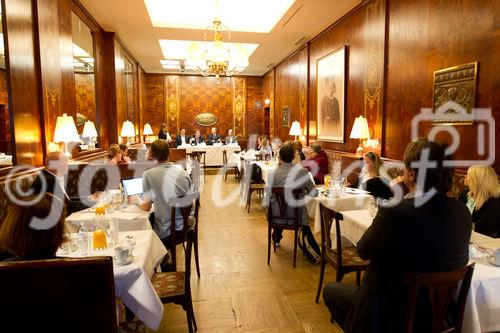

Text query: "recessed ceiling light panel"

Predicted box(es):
[159, 39, 258, 60]
[144, 0, 296, 33]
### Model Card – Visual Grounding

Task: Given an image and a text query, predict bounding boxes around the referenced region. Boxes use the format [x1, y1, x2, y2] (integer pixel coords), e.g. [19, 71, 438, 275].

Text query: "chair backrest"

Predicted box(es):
[0, 256, 117, 332]
[404, 263, 475, 333]
[319, 203, 344, 266]
[168, 192, 199, 245]
[184, 228, 195, 292]
[267, 187, 304, 227]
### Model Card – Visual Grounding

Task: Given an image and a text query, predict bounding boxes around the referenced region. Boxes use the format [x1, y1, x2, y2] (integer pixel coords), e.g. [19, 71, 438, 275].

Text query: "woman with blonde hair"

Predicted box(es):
[107, 144, 123, 165]
[360, 151, 392, 200]
[465, 165, 500, 238]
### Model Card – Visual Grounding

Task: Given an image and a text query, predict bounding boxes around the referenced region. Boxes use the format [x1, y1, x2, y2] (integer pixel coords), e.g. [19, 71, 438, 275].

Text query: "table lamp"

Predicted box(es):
[121, 120, 135, 145]
[53, 113, 80, 156]
[289, 121, 301, 140]
[349, 115, 370, 157]
[143, 123, 153, 142]
[82, 120, 98, 149]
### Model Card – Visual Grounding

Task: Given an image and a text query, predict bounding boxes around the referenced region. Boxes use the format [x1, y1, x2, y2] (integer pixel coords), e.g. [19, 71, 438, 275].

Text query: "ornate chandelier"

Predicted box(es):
[187, 17, 249, 79]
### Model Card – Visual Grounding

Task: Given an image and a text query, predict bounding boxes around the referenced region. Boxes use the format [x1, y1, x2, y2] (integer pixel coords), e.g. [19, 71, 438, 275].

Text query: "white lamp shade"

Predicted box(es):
[289, 121, 302, 136]
[53, 113, 80, 143]
[143, 123, 153, 135]
[121, 120, 135, 137]
[82, 120, 98, 138]
[349, 116, 370, 139]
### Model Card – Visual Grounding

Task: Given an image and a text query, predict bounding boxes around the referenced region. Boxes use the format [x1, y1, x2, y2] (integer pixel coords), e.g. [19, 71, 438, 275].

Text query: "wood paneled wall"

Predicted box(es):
[74, 73, 96, 123]
[142, 74, 264, 139]
[268, 0, 500, 171]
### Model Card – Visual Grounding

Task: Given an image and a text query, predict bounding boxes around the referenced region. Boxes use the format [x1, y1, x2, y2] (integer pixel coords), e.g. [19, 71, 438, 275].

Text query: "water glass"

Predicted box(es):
[368, 197, 378, 217]
[125, 235, 136, 251]
[340, 177, 347, 196]
[108, 217, 119, 245]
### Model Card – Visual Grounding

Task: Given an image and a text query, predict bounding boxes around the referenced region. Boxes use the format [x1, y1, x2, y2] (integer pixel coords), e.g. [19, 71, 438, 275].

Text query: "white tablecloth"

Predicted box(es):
[58, 230, 167, 330]
[181, 144, 241, 166]
[66, 205, 152, 233]
[340, 209, 500, 333]
[311, 190, 372, 234]
[0, 154, 12, 165]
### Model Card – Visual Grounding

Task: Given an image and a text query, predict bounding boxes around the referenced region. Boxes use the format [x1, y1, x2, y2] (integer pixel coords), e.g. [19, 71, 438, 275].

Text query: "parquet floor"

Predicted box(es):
[153, 173, 352, 332]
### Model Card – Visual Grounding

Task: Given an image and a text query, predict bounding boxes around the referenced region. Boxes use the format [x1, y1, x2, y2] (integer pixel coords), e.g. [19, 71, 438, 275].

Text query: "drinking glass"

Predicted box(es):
[368, 197, 378, 217]
[92, 216, 108, 250]
[108, 217, 119, 245]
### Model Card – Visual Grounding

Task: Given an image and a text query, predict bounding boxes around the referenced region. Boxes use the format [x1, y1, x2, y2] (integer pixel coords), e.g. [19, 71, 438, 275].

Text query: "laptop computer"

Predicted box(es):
[121, 177, 143, 197]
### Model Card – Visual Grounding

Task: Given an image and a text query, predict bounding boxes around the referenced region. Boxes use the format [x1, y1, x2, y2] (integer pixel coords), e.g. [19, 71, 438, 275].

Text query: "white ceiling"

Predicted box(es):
[80, 0, 362, 76]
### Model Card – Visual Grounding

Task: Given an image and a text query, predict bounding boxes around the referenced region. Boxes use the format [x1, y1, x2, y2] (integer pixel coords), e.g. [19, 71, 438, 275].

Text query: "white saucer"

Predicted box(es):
[486, 256, 500, 267]
[114, 255, 133, 266]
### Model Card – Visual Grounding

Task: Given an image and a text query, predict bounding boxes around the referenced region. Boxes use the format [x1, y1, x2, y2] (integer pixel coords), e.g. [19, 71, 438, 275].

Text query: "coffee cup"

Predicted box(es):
[114, 246, 130, 264]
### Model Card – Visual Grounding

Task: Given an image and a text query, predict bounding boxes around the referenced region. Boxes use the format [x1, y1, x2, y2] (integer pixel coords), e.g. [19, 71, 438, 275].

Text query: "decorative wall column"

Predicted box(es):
[269, 70, 275, 137]
[231, 77, 246, 137]
[165, 75, 180, 134]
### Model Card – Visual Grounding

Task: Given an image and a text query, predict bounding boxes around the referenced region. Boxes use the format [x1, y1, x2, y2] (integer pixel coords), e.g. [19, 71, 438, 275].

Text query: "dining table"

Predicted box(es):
[57, 230, 167, 330]
[338, 208, 500, 333]
[65, 204, 152, 233]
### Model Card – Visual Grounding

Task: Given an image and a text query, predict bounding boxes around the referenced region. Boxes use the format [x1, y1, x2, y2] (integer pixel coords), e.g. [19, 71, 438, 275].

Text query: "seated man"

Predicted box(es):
[175, 128, 190, 147]
[301, 143, 329, 184]
[131, 140, 191, 249]
[225, 129, 238, 145]
[207, 127, 221, 145]
[189, 130, 205, 145]
[30, 151, 88, 215]
[268, 143, 320, 260]
[322, 138, 471, 332]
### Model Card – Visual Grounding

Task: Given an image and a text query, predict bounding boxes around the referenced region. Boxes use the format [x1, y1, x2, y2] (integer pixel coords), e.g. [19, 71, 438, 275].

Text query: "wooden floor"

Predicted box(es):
[153, 173, 351, 332]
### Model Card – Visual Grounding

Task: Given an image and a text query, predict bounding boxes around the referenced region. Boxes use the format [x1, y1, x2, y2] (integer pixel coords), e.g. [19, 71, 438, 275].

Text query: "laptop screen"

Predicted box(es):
[121, 177, 143, 196]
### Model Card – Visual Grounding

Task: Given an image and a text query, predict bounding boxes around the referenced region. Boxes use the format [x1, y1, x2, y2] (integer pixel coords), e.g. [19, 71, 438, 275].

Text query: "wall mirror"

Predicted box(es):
[71, 11, 99, 149]
[0, 2, 13, 167]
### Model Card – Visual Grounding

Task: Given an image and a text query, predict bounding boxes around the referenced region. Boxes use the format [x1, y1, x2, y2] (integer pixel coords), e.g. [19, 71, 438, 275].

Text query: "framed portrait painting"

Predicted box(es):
[316, 46, 346, 142]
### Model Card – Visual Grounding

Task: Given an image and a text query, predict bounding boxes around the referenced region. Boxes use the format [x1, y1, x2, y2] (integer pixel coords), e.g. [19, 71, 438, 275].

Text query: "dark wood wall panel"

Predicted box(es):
[179, 75, 232, 137]
[3, 0, 44, 165]
[385, 0, 500, 170]
[307, 0, 384, 153]
[274, 47, 308, 141]
[142, 74, 165, 135]
[245, 76, 264, 138]
[0, 70, 10, 147]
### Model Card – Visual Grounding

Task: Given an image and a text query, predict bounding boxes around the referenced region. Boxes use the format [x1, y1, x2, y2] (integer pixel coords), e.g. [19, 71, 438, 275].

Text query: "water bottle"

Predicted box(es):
[78, 222, 90, 255]
[119, 183, 128, 211]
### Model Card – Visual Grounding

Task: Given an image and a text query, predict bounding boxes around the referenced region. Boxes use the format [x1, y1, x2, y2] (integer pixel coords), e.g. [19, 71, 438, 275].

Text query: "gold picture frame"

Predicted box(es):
[432, 62, 478, 125]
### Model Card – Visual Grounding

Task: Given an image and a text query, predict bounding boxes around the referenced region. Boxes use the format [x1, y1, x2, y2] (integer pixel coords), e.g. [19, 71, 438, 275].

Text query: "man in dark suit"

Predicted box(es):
[207, 127, 221, 145]
[189, 130, 204, 145]
[175, 128, 189, 147]
[30, 152, 88, 216]
[322, 138, 471, 332]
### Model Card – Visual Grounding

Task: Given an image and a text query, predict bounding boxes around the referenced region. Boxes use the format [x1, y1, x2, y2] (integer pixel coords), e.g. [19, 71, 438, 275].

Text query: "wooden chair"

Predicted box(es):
[315, 204, 369, 303]
[242, 161, 265, 213]
[188, 151, 206, 183]
[403, 263, 475, 333]
[152, 228, 197, 333]
[267, 187, 305, 268]
[165, 192, 200, 275]
[0, 257, 118, 332]
[222, 149, 240, 182]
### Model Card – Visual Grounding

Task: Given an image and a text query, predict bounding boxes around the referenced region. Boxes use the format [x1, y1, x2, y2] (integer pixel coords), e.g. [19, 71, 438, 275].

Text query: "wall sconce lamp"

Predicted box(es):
[143, 123, 153, 142]
[82, 120, 98, 149]
[289, 120, 302, 140]
[264, 98, 270, 106]
[349, 115, 370, 157]
[53, 113, 80, 156]
[121, 120, 135, 145]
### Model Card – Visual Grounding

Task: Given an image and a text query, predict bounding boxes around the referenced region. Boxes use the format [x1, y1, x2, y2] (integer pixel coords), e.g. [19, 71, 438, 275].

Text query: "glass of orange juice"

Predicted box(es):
[93, 229, 107, 250]
[95, 205, 106, 216]
[324, 175, 331, 189]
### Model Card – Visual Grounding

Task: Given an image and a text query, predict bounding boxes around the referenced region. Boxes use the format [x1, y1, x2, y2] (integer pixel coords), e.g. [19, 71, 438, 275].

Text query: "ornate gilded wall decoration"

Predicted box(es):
[299, 83, 307, 124]
[165, 75, 180, 133]
[299, 48, 308, 127]
[232, 77, 246, 137]
[432, 62, 477, 124]
[195, 113, 218, 126]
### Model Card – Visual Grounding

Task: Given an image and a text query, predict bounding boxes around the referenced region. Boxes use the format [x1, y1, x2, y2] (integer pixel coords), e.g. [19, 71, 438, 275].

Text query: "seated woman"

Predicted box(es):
[107, 144, 124, 165]
[259, 137, 273, 156]
[119, 144, 132, 164]
[360, 151, 393, 200]
[464, 165, 500, 238]
[294, 141, 305, 161]
[0, 193, 66, 261]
